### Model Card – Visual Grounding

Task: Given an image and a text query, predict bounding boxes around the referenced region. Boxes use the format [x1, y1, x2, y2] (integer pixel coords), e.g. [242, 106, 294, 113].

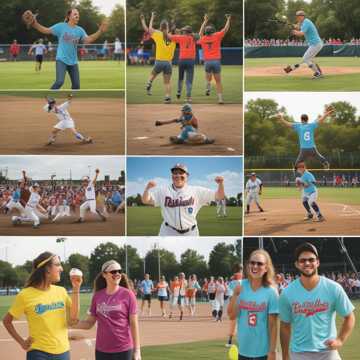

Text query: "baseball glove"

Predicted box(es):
[155, 121, 163, 126]
[22, 10, 36, 28]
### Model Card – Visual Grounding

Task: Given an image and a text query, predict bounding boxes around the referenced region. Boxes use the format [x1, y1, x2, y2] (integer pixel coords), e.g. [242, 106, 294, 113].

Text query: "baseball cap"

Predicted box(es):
[250, 172, 256, 176]
[101, 260, 122, 273]
[33, 182, 40, 187]
[171, 163, 189, 174]
[182, 103, 192, 113]
[296, 10, 305, 16]
[294, 242, 319, 260]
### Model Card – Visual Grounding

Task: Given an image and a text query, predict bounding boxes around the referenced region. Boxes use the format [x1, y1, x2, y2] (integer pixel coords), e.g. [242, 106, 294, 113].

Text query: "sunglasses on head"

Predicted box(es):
[250, 260, 265, 267]
[298, 257, 317, 264]
[107, 269, 122, 275]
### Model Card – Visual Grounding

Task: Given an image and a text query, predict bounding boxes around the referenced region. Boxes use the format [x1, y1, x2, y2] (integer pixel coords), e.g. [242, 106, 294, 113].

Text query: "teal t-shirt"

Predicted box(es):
[279, 276, 354, 353]
[301, 171, 317, 195]
[236, 279, 279, 357]
[51, 22, 87, 65]
[140, 279, 153, 295]
[292, 121, 318, 149]
[301, 18, 322, 46]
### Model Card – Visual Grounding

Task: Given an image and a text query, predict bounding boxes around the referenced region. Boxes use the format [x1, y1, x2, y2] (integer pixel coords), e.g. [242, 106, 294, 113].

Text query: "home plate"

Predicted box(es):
[133, 136, 149, 140]
[227, 147, 235, 152]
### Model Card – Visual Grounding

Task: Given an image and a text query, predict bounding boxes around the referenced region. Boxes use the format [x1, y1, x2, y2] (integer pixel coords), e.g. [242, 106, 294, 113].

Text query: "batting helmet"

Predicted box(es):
[182, 103, 192, 113]
[204, 25, 216, 35]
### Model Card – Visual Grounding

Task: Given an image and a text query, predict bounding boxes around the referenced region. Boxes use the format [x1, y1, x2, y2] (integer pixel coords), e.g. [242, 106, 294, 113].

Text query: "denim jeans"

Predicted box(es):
[51, 60, 80, 89]
[178, 59, 195, 97]
[27, 350, 70, 360]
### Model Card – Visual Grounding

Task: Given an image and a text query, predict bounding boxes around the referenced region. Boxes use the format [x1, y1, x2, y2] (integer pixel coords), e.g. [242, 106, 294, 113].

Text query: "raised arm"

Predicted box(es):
[277, 113, 293, 128]
[149, 11, 156, 34]
[221, 14, 231, 34]
[26, 12, 52, 35]
[142, 181, 156, 205]
[318, 105, 335, 124]
[92, 169, 99, 186]
[140, 14, 149, 33]
[199, 14, 209, 37]
[215, 176, 225, 201]
[84, 20, 108, 44]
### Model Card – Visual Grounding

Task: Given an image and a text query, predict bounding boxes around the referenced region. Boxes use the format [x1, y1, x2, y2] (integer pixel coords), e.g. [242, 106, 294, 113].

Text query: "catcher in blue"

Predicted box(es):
[44, 94, 92, 146]
[295, 161, 324, 222]
[154, 103, 215, 145]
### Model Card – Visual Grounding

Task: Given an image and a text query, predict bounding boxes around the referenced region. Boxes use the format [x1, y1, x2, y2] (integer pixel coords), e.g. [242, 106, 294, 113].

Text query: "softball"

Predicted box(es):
[69, 268, 83, 278]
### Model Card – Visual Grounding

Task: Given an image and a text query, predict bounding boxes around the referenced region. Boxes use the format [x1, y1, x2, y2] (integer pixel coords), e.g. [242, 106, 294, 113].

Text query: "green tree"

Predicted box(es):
[180, 249, 208, 278]
[208, 242, 238, 277]
[118, 245, 143, 280]
[144, 248, 179, 281]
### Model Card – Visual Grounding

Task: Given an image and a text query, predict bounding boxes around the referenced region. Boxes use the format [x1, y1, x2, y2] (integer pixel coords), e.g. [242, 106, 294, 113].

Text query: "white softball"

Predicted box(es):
[69, 268, 83, 277]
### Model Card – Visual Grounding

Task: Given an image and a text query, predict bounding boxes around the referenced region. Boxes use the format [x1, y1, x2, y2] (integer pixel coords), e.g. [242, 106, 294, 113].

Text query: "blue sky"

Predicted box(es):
[127, 156, 243, 197]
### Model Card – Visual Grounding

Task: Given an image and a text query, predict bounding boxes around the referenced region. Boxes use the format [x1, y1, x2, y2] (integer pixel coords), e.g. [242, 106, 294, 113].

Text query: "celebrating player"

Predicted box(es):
[284, 10, 324, 79]
[198, 14, 231, 104]
[277, 106, 334, 170]
[72, 260, 141, 360]
[141, 163, 225, 236]
[75, 169, 107, 223]
[28, 38, 47, 72]
[228, 249, 279, 360]
[280, 242, 355, 360]
[140, 273, 154, 316]
[3, 252, 81, 359]
[44, 94, 92, 146]
[22, 8, 108, 89]
[140, 12, 176, 103]
[245, 172, 264, 214]
[214, 277, 227, 322]
[296, 161, 325, 222]
[155, 103, 214, 144]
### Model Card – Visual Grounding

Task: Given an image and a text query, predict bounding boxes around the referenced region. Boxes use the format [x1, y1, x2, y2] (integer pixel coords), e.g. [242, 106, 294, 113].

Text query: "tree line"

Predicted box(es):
[0, 240, 242, 290]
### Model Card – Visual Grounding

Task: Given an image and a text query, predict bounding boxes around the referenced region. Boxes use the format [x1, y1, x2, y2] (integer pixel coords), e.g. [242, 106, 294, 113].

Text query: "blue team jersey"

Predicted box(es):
[301, 171, 317, 195]
[301, 18, 322, 46]
[50, 22, 87, 65]
[236, 279, 279, 357]
[12, 189, 20, 202]
[292, 121, 318, 149]
[279, 277, 354, 353]
[141, 279, 153, 295]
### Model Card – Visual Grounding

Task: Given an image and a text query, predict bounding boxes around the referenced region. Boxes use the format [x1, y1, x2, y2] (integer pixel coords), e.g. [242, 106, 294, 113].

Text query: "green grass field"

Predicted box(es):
[263, 186, 360, 205]
[245, 57, 360, 91]
[0, 61, 125, 90]
[127, 65, 242, 104]
[127, 206, 242, 236]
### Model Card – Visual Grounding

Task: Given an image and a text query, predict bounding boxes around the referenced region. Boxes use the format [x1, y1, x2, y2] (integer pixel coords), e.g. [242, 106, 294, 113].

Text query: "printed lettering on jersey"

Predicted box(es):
[248, 312, 257, 327]
[96, 302, 123, 319]
[292, 299, 329, 317]
[238, 300, 267, 312]
[35, 301, 65, 315]
[63, 32, 81, 44]
[87, 187, 91, 191]
[164, 196, 195, 207]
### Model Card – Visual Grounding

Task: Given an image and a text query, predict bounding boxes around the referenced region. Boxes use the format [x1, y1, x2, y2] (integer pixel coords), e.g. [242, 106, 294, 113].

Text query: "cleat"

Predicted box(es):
[259, 208, 264, 212]
[205, 89, 210, 96]
[11, 216, 21, 226]
[317, 215, 325, 222]
[33, 224, 40, 229]
[312, 72, 323, 79]
[46, 139, 55, 146]
[170, 136, 184, 144]
[74, 218, 83, 223]
[146, 83, 152, 95]
[83, 137, 93, 144]
[164, 96, 171, 104]
[176, 91, 181, 99]
[304, 213, 314, 221]
[284, 65, 292, 73]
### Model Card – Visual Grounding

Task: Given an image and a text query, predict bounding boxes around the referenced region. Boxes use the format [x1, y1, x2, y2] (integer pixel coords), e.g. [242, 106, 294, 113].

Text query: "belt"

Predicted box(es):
[165, 222, 196, 234]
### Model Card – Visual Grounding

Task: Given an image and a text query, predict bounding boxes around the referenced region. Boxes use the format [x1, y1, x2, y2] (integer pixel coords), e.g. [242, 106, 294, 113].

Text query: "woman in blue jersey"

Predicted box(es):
[228, 249, 279, 360]
[22, 8, 108, 89]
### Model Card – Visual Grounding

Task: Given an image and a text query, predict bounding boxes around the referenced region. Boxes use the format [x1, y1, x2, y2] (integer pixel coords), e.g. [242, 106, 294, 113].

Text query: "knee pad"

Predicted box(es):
[212, 309, 217, 318]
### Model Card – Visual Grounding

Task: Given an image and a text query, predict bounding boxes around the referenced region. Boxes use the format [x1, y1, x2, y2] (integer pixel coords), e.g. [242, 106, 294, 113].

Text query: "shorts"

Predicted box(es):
[185, 296, 196, 306]
[290, 350, 341, 360]
[36, 55, 44, 63]
[142, 294, 151, 301]
[96, 349, 133, 360]
[178, 295, 185, 306]
[153, 60, 172, 75]
[54, 119, 75, 130]
[27, 350, 70, 360]
[246, 192, 260, 205]
[204, 60, 221, 74]
[158, 295, 168, 302]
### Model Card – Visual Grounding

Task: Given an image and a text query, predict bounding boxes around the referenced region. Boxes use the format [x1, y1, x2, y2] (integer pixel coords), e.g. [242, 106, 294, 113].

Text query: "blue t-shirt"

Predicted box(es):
[292, 121, 318, 149]
[227, 278, 242, 296]
[236, 279, 279, 357]
[111, 191, 122, 206]
[301, 18, 322, 46]
[12, 189, 20, 202]
[50, 22, 87, 65]
[141, 279, 153, 295]
[279, 276, 354, 353]
[301, 171, 317, 195]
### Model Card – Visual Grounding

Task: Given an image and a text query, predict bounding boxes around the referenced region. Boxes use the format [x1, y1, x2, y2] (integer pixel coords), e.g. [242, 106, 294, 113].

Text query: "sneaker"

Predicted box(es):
[323, 161, 330, 170]
[259, 207, 264, 212]
[218, 99, 224, 105]
[164, 96, 171, 104]
[205, 89, 210, 96]
[146, 83, 152, 95]
[176, 91, 181, 99]
[75, 218, 83, 223]
[304, 213, 314, 221]
[284, 65, 292, 73]
[180, 311, 183, 321]
[317, 214, 325, 222]
[46, 139, 55, 146]
[33, 224, 40, 228]
[312, 72, 323, 79]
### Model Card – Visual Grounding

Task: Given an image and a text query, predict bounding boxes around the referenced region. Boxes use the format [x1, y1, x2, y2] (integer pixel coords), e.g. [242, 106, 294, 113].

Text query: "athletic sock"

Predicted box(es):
[302, 201, 311, 213]
[218, 93, 223, 102]
[75, 132, 85, 141]
[246, 205, 250, 213]
[311, 202, 321, 215]
[228, 335, 233, 345]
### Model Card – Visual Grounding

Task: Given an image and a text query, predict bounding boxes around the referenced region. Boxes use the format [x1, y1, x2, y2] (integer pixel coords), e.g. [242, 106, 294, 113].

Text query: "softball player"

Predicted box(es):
[207, 276, 217, 319]
[296, 161, 325, 222]
[280, 243, 355, 360]
[140, 12, 176, 104]
[140, 273, 154, 316]
[277, 106, 334, 169]
[185, 274, 201, 316]
[44, 94, 92, 145]
[141, 163, 225, 236]
[75, 169, 107, 223]
[284, 10, 324, 79]
[156, 275, 169, 317]
[27, 39, 47, 72]
[5, 184, 25, 216]
[214, 277, 227, 322]
[52, 197, 71, 223]
[168, 275, 180, 319]
[245, 172, 264, 214]
[155, 103, 214, 144]
[216, 198, 227, 217]
[198, 14, 231, 104]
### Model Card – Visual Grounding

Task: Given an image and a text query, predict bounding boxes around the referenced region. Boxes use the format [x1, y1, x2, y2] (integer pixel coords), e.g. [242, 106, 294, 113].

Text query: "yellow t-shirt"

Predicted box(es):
[151, 31, 176, 61]
[9, 285, 71, 354]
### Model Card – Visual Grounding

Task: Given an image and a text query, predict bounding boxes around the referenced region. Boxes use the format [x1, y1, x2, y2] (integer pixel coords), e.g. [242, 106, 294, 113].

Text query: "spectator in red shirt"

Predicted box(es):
[168, 26, 197, 103]
[9, 40, 21, 61]
[198, 14, 231, 104]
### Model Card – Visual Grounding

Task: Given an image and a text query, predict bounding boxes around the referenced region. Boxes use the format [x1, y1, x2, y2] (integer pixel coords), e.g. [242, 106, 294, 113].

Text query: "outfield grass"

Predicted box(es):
[263, 186, 360, 205]
[245, 57, 360, 91]
[0, 61, 125, 90]
[127, 206, 242, 236]
[127, 65, 242, 104]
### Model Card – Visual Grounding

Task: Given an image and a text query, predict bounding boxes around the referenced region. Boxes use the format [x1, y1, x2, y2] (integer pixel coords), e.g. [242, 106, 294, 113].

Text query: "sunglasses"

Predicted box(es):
[298, 257, 317, 264]
[107, 269, 122, 275]
[250, 260, 265, 267]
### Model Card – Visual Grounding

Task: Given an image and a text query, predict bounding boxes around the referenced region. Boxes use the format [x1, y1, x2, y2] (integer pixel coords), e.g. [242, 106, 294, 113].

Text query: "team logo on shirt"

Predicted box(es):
[292, 299, 329, 317]
[188, 207, 193, 214]
[35, 301, 65, 315]
[238, 300, 267, 312]
[63, 32, 81, 44]
[248, 313, 257, 327]
[97, 302, 123, 318]
[164, 196, 194, 207]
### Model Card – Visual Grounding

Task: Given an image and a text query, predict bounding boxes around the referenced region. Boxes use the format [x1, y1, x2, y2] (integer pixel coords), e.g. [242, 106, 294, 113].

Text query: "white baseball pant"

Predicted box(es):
[158, 222, 199, 236]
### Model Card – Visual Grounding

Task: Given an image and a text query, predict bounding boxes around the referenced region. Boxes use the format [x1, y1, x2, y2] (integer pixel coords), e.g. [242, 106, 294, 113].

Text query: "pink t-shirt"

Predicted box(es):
[90, 287, 137, 353]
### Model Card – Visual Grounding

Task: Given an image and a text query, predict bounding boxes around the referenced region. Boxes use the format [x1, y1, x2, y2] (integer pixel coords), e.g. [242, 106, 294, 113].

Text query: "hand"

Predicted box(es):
[146, 181, 156, 190]
[20, 336, 33, 351]
[233, 284, 242, 296]
[215, 176, 224, 184]
[22, 10, 36, 28]
[155, 121, 163, 126]
[267, 351, 276, 360]
[140, 14, 145, 21]
[98, 19, 109, 33]
[95, 169, 100, 174]
[292, 29, 301, 36]
[277, 113, 283, 120]
[151, 11, 156, 18]
[70, 275, 83, 290]
[325, 338, 343, 350]
[203, 14, 209, 22]
[225, 14, 232, 20]
[22, 170, 26, 176]
[133, 348, 142, 360]
[325, 105, 335, 115]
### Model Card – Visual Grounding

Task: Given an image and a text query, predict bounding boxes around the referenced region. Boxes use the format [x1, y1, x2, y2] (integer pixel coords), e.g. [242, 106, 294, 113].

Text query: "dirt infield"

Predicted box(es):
[127, 104, 243, 155]
[0, 212, 124, 236]
[245, 199, 360, 236]
[0, 97, 124, 155]
[245, 66, 360, 77]
[0, 302, 228, 360]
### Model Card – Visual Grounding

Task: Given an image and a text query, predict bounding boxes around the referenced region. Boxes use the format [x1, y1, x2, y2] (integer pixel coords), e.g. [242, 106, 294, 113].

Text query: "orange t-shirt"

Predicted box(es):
[197, 31, 225, 61]
[168, 34, 196, 60]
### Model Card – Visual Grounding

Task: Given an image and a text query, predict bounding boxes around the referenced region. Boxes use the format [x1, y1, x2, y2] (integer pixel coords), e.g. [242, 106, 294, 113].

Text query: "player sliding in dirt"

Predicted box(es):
[155, 103, 214, 145]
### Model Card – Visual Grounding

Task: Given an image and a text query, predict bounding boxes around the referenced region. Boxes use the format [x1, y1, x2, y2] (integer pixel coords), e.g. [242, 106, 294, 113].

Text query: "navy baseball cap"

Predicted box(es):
[294, 242, 319, 260]
[171, 164, 189, 174]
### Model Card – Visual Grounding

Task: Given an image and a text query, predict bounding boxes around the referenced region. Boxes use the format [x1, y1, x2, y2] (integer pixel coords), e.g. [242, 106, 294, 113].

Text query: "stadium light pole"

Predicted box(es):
[56, 237, 67, 262]
[125, 243, 128, 276]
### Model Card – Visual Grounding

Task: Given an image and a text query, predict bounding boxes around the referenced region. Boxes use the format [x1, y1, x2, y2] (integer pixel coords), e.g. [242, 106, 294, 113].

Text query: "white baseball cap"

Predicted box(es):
[101, 260, 122, 273]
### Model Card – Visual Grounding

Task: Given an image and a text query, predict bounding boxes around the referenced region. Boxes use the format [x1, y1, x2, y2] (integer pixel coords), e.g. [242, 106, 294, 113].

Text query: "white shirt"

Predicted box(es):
[150, 184, 215, 229]
[208, 281, 216, 294]
[32, 44, 46, 56]
[246, 178, 262, 194]
[43, 101, 73, 122]
[85, 183, 96, 200]
[27, 189, 41, 208]
[114, 40, 122, 53]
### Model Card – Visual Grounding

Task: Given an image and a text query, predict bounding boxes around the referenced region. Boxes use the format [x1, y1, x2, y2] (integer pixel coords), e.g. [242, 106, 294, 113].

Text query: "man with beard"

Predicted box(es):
[279, 242, 355, 360]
